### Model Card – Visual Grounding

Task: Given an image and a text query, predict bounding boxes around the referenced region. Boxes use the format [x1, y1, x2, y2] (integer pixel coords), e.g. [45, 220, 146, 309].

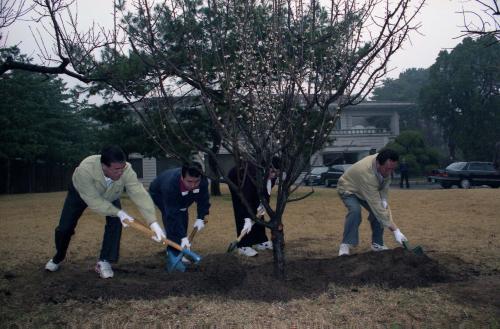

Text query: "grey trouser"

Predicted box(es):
[340, 193, 384, 246]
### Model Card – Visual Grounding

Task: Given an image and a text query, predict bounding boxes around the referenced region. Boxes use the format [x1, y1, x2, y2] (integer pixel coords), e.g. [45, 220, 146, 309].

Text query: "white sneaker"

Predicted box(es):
[338, 243, 350, 256]
[45, 259, 60, 272]
[182, 256, 192, 264]
[254, 241, 273, 251]
[237, 247, 258, 257]
[371, 243, 389, 252]
[95, 261, 114, 279]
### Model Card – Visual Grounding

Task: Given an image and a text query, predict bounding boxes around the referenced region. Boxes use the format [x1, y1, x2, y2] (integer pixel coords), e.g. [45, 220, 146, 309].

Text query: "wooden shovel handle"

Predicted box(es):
[188, 219, 208, 241]
[127, 220, 183, 251]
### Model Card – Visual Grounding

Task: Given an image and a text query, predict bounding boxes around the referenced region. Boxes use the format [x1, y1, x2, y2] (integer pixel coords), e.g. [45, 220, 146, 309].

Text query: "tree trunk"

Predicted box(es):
[208, 128, 222, 196]
[6, 158, 11, 194]
[210, 180, 221, 196]
[271, 223, 286, 279]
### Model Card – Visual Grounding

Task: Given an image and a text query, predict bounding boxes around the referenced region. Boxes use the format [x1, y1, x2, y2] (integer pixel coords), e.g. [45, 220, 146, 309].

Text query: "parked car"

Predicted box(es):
[322, 164, 352, 187]
[303, 166, 329, 185]
[428, 161, 500, 189]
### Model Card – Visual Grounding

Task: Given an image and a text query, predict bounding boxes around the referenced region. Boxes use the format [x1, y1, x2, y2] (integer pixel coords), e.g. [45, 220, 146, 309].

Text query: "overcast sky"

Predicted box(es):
[5, 0, 486, 82]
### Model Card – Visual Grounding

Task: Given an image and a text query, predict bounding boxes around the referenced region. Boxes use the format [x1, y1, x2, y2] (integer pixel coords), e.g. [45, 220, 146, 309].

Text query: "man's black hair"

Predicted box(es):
[182, 161, 203, 178]
[100, 145, 127, 166]
[376, 149, 399, 165]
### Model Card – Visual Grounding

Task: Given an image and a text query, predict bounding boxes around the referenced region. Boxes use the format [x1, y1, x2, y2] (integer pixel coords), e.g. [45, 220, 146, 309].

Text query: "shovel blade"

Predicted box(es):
[227, 240, 238, 253]
[403, 241, 424, 255]
[166, 251, 186, 273]
[181, 248, 202, 264]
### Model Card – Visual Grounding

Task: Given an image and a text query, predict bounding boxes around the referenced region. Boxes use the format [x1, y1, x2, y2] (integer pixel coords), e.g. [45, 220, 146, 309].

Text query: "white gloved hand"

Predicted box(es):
[193, 218, 205, 231]
[393, 228, 408, 244]
[117, 210, 134, 227]
[257, 203, 266, 217]
[241, 217, 254, 235]
[381, 198, 388, 209]
[181, 237, 191, 249]
[149, 222, 166, 243]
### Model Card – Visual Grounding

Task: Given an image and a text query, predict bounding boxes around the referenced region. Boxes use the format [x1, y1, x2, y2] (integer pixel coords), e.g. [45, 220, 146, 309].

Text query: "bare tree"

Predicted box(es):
[1, 0, 425, 278]
[0, 0, 114, 81]
[0, 0, 33, 35]
[458, 0, 499, 42]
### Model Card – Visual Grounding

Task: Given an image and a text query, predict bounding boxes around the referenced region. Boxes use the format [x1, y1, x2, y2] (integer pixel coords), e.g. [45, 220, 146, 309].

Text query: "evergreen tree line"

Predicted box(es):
[2, 35, 498, 191]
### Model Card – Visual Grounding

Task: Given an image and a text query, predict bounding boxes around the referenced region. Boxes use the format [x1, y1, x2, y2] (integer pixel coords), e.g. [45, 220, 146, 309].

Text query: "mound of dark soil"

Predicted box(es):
[0, 247, 468, 308]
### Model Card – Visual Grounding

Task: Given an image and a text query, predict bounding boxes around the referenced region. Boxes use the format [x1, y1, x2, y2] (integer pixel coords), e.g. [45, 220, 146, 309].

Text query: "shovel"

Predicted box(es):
[402, 240, 424, 255]
[126, 220, 202, 272]
[227, 230, 247, 253]
[188, 219, 208, 246]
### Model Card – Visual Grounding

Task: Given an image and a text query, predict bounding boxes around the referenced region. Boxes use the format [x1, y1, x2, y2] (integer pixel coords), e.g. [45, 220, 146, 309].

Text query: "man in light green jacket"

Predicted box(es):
[337, 149, 408, 256]
[45, 145, 165, 279]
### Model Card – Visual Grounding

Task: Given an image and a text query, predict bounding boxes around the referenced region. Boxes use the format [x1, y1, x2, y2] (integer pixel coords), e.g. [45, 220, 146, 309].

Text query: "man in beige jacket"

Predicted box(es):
[337, 149, 408, 256]
[45, 145, 165, 278]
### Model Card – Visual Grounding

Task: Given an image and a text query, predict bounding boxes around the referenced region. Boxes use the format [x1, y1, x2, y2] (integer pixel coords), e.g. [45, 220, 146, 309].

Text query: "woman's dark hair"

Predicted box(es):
[100, 145, 127, 166]
[182, 161, 203, 178]
[376, 149, 399, 165]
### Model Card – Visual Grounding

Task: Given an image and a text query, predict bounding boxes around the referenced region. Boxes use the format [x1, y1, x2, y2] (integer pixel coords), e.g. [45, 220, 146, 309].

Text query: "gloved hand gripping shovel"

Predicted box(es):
[402, 240, 424, 255]
[188, 219, 207, 246]
[126, 220, 202, 272]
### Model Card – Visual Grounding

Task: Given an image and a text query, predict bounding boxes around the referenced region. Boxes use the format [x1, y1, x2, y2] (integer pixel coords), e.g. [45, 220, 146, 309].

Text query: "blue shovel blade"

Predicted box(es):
[182, 248, 202, 264]
[166, 251, 186, 272]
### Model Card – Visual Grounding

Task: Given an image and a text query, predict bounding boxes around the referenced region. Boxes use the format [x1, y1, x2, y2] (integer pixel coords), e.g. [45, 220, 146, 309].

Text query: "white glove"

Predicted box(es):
[181, 237, 191, 249]
[381, 199, 388, 209]
[257, 203, 266, 217]
[117, 210, 134, 227]
[393, 229, 408, 244]
[193, 218, 205, 231]
[241, 217, 254, 235]
[149, 222, 166, 243]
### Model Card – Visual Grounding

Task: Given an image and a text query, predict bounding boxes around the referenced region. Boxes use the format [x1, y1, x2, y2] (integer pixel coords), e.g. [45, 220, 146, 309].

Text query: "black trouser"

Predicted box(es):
[52, 182, 122, 264]
[150, 191, 188, 256]
[234, 215, 268, 248]
[400, 172, 410, 188]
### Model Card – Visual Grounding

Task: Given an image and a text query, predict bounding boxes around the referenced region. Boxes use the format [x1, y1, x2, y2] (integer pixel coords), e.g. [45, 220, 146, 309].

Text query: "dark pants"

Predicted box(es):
[150, 192, 188, 256]
[234, 215, 268, 248]
[52, 182, 122, 264]
[400, 172, 410, 188]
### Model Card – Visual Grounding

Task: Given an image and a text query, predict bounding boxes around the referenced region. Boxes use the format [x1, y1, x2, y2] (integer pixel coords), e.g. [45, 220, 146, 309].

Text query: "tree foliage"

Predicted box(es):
[420, 36, 500, 161]
[372, 68, 429, 102]
[385, 130, 441, 175]
[0, 47, 93, 164]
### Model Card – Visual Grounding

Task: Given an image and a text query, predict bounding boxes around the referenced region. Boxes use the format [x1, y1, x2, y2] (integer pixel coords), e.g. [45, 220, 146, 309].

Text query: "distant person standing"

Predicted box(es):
[45, 145, 166, 279]
[494, 141, 500, 172]
[399, 158, 410, 188]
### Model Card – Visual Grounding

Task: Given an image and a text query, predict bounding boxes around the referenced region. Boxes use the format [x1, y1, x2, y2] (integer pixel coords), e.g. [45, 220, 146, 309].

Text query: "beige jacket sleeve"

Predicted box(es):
[122, 166, 158, 225]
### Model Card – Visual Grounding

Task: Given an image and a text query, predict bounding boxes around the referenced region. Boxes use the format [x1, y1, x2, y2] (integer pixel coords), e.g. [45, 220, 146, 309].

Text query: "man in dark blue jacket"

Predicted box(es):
[149, 162, 210, 263]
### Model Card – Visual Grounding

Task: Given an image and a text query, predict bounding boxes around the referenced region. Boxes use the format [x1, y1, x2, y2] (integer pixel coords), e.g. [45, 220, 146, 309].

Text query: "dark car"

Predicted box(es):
[303, 166, 329, 185]
[322, 164, 352, 187]
[428, 161, 500, 189]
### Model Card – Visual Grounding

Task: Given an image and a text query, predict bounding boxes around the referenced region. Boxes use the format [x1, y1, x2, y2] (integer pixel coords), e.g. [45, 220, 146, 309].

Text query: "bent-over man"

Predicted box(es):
[45, 145, 165, 279]
[337, 149, 408, 256]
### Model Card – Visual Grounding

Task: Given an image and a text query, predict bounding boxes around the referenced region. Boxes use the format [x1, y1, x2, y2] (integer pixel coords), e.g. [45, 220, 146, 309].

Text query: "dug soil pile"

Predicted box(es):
[2, 248, 465, 307]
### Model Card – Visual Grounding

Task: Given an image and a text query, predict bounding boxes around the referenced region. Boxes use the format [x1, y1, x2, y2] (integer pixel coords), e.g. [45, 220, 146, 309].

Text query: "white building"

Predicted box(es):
[130, 101, 414, 185]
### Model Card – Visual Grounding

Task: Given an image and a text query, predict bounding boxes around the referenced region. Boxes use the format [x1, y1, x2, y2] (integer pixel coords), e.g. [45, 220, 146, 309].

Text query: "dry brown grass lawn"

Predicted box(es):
[0, 186, 499, 328]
